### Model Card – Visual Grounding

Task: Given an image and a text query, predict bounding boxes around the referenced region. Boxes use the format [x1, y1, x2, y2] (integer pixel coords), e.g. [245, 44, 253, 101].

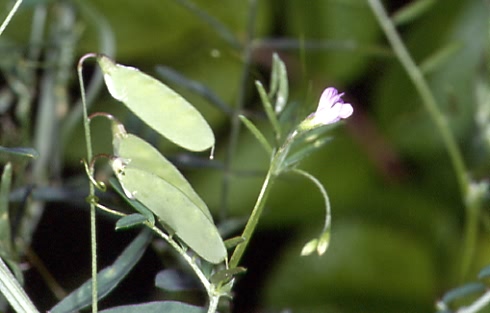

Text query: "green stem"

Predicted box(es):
[229, 167, 275, 269]
[78, 53, 98, 313]
[366, 0, 473, 279]
[0, 0, 22, 37]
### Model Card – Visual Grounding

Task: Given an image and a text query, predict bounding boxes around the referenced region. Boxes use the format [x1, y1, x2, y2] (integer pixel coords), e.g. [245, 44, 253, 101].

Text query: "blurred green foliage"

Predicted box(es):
[1, 0, 489, 312]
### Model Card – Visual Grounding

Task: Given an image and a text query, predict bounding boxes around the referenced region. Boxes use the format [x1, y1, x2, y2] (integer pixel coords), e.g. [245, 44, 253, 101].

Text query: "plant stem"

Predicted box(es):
[229, 168, 275, 269]
[78, 54, 98, 313]
[366, 0, 473, 279]
[457, 289, 490, 313]
[0, 0, 22, 37]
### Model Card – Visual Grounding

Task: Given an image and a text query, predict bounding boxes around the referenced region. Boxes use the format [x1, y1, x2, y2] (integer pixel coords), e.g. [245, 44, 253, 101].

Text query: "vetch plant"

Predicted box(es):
[68, 52, 353, 313]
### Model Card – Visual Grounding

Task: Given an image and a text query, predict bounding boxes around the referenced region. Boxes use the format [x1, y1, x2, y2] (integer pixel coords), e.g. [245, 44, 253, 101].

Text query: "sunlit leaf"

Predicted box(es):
[50, 229, 152, 313]
[111, 165, 226, 264]
[271, 53, 288, 114]
[155, 65, 232, 116]
[97, 54, 214, 152]
[112, 127, 212, 221]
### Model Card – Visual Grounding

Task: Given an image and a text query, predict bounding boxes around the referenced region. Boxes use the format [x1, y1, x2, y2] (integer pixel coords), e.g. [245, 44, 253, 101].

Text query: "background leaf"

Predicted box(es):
[99, 301, 205, 313]
[50, 229, 152, 313]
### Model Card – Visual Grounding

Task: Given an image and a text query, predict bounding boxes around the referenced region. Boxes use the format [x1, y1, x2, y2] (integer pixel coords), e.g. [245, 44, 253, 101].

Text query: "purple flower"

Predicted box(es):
[310, 87, 353, 125]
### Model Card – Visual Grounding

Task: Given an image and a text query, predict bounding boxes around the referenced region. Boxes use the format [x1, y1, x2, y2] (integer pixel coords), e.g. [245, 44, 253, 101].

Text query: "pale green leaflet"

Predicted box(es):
[97, 54, 215, 152]
[111, 126, 226, 264]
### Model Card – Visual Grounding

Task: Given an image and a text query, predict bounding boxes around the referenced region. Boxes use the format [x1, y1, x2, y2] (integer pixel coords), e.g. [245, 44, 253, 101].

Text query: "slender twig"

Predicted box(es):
[220, 0, 258, 220]
[367, 0, 473, 279]
[229, 167, 274, 268]
[78, 53, 99, 313]
[0, 0, 23, 37]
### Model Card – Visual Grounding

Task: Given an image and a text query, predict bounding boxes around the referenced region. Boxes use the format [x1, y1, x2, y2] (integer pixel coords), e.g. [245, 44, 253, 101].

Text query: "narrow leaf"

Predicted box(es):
[97, 54, 214, 152]
[0, 257, 39, 313]
[0, 146, 39, 159]
[115, 214, 148, 230]
[112, 166, 226, 264]
[50, 229, 152, 313]
[99, 301, 205, 313]
[155, 269, 199, 292]
[419, 42, 460, 75]
[0, 163, 13, 254]
[112, 130, 212, 222]
[284, 136, 333, 168]
[256, 81, 281, 137]
[392, 0, 436, 26]
[272, 53, 289, 114]
[224, 236, 245, 250]
[238, 115, 272, 155]
[209, 267, 247, 285]
[110, 178, 155, 226]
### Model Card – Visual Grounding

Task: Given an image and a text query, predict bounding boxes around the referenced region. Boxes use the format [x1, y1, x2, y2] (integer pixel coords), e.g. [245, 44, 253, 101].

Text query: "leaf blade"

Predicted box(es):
[97, 55, 214, 152]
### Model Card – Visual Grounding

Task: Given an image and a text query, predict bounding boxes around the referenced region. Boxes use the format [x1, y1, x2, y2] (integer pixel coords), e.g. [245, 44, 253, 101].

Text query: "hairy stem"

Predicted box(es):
[78, 53, 98, 313]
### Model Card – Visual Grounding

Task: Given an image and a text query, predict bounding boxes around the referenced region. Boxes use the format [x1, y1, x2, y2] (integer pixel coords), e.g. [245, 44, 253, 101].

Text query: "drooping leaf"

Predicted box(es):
[112, 127, 212, 221]
[97, 54, 214, 152]
[111, 165, 226, 264]
[99, 301, 205, 313]
[50, 229, 152, 313]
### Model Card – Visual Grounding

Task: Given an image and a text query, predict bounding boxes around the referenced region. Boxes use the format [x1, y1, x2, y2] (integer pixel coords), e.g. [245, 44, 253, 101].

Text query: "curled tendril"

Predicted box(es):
[85, 195, 100, 205]
[81, 156, 109, 192]
[87, 111, 120, 123]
